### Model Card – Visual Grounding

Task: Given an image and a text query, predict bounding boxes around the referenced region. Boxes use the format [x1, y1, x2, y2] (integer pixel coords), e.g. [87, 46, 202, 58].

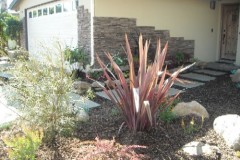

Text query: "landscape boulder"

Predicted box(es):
[73, 81, 91, 94]
[172, 101, 209, 118]
[213, 114, 240, 150]
[76, 109, 89, 122]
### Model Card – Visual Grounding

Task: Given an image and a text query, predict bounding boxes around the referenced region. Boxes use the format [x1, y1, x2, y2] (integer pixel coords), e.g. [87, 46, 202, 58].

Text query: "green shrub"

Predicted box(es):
[159, 98, 180, 123]
[175, 52, 185, 65]
[236, 151, 240, 158]
[86, 88, 95, 100]
[3, 127, 43, 160]
[10, 55, 78, 145]
[159, 107, 176, 123]
[97, 34, 194, 132]
[112, 53, 128, 66]
[5, 16, 22, 41]
[64, 47, 89, 67]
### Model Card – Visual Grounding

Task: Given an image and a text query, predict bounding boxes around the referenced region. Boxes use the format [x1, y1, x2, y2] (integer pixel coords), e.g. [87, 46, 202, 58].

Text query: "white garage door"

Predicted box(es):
[27, 0, 78, 63]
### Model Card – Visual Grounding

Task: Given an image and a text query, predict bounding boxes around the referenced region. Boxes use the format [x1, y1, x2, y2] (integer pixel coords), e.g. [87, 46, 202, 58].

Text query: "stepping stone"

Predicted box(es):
[0, 87, 19, 125]
[194, 69, 226, 76]
[96, 90, 119, 102]
[96, 88, 183, 101]
[168, 88, 183, 96]
[0, 72, 13, 80]
[174, 79, 204, 89]
[206, 62, 239, 72]
[180, 73, 215, 82]
[182, 141, 219, 156]
[68, 92, 100, 110]
[0, 62, 13, 70]
[0, 57, 10, 61]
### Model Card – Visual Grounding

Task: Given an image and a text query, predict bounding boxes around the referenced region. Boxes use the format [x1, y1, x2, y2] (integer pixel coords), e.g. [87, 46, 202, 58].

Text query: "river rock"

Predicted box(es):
[213, 114, 240, 150]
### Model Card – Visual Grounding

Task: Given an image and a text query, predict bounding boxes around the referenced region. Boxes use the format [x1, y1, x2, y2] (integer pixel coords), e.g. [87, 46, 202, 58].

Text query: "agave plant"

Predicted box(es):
[97, 34, 193, 132]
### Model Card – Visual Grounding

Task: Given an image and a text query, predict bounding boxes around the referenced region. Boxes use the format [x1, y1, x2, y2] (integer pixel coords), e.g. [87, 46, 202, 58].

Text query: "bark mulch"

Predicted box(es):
[0, 74, 240, 159]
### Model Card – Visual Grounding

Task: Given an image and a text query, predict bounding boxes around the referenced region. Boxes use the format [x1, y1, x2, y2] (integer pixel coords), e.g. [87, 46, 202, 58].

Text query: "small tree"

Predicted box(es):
[11, 52, 78, 145]
[0, 12, 8, 55]
[5, 16, 22, 44]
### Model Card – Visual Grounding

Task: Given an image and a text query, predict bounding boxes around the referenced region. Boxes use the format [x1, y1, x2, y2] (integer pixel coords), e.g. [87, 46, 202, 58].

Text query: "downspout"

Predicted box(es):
[24, 9, 28, 50]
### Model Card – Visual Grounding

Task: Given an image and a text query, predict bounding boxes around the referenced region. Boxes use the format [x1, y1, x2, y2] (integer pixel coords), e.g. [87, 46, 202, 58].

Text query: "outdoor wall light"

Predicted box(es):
[210, 0, 216, 10]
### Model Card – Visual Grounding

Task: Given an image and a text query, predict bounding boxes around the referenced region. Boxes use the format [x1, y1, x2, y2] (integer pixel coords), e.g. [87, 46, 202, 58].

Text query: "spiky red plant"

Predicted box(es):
[97, 34, 193, 132]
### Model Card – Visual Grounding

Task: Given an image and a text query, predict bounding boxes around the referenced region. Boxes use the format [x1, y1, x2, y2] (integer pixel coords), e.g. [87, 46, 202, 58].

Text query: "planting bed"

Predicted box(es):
[0, 74, 240, 159]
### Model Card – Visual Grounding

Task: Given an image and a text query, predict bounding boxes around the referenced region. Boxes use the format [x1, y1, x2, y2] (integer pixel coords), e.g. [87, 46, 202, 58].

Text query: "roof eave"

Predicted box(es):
[9, 0, 21, 10]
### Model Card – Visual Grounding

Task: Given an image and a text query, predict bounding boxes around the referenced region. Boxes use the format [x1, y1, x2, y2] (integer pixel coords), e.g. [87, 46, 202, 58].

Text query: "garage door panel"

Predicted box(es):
[27, 1, 78, 64]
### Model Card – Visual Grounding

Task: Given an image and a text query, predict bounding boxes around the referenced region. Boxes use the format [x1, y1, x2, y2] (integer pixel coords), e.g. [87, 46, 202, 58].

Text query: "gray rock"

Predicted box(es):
[182, 141, 219, 156]
[91, 81, 104, 88]
[76, 109, 89, 122]
[73, 81, 91, 94]
[213, 114, 240, 150]
[0, 56, 10, 61]
[172, 101, 209, 118]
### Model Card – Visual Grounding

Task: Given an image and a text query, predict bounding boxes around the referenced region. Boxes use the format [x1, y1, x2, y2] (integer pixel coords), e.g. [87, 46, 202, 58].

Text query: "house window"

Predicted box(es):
[43, 8, 48, 15]
[29, 11, 32, 18]
[63, 2, 71, 12]
[72, 0, 79, 10]
[56, 4, 62, 13]
[75, 0, 79, 8]
[49, 7, 54, 15]
[38, 9, 42, 17]
[33, 10, 37, 18]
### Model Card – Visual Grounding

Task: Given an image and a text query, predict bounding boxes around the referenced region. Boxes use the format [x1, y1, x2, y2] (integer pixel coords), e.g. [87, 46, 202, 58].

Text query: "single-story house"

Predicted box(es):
[9, 0, 240, 66]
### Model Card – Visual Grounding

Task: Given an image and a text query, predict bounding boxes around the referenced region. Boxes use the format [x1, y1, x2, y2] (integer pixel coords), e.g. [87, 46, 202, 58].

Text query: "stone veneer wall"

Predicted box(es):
[77, 6, 91, 60]
[93, 17, 194, 64]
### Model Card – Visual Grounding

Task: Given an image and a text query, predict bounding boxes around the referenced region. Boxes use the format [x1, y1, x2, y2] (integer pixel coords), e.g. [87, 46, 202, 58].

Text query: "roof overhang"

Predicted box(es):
[9, 0, 21, 10]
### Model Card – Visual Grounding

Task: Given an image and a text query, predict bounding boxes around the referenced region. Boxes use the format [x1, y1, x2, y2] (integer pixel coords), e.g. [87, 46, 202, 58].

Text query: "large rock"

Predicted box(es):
[230, 69, 240, 82]
[172, 101, 209, 118]
[73, 81, 91, 94]
[182, 141, 219, 156]
[213, 114, 240, 150]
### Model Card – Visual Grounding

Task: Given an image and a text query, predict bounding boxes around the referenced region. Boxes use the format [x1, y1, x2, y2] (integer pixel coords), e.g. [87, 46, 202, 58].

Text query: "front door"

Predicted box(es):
[220, 4, 239, 60]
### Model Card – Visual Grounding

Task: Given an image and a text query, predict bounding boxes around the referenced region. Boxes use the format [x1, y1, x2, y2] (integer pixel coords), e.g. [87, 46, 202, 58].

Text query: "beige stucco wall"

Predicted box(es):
[16, 0, 50, 18]
[94, 0, 240, 64]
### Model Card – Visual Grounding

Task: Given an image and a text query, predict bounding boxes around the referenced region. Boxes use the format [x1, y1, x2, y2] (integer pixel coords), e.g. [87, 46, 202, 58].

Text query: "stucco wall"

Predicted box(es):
[17, 0, 50, 18]
[94, 0, 220, 62]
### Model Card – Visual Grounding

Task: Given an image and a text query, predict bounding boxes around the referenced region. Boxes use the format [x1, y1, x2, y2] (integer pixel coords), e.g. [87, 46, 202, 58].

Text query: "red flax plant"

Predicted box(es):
[96, 34, 194, 132]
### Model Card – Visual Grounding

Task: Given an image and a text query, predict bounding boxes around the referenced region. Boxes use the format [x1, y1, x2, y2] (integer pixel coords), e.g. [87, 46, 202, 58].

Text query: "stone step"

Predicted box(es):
[96, 87, 183, 102]
[0, 86, 19, 125]
[174, 79, 204, 89]
[218, 59, 235, 64]
[193, 69, 226, 76]
[206, 62, 239, 72]
[0, 72, 13, 81]
[179, 73, 215, 82]
[68, 92, 100, 110]
[0, 57, 10, 61]
[0, 62, 13, 70]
